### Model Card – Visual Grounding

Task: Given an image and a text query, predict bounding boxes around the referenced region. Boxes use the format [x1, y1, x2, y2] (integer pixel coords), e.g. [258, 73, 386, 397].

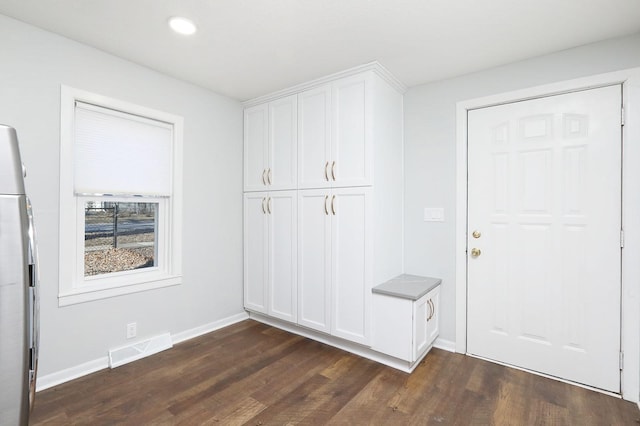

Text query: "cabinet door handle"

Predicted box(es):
[324, 195, 329, 215]
[267, 168, 272, 185]
[261, 197, 266, 214]
[267, 197, 272, 214]
[331, 195, 336, 215]
[331, 161, 336, 181]
[428, 299, 435, 321]
[324, 161, 329, 181]
[262, 169, 267, 185]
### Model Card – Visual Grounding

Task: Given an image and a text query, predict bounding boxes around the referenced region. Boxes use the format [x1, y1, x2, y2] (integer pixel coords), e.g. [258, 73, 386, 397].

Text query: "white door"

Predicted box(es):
[267, 191, 297, 323]
[269, 95, 297, 190]
[426, 287, 439, 346]
[331, 187, 372, 345]
[413, 294, 430, 362]
[467, 85, 622, 392]
[331, 74, 372, 188]
[298, 86, 332, 189]
[243, 192, 268, 313]
[297, 189, 332, 333]
[244, 104, 268, 192]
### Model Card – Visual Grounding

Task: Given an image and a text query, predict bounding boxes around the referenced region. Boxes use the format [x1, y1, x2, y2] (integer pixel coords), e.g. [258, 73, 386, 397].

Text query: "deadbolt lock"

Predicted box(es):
[470, 248, 482, 257]
[472, 230, 481, 239]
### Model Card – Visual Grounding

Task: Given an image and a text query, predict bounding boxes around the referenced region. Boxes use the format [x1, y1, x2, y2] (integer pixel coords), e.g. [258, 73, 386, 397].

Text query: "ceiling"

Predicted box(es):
[1, 0, 640, 101]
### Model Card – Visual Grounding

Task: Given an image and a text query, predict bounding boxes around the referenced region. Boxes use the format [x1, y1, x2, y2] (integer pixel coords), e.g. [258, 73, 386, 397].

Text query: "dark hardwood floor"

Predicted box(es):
[31, 320, 640, 425]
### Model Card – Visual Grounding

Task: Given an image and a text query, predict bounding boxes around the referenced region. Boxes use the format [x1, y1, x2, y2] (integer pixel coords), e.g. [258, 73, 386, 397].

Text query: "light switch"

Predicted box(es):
[424, 208, 444, 222]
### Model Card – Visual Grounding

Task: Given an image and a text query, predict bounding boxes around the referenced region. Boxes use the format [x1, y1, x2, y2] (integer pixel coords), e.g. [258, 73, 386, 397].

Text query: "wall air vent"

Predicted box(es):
[108, 333, 172, 368]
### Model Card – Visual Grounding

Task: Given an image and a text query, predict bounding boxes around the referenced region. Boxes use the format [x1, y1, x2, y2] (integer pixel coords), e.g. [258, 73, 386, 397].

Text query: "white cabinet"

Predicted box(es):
[243, 191, 297, 323]
[244, 64, 404, 355]
[412, 287, 440, 361]
[372, 276, 441, 364]
[298, 73, 372, 189]
[297, 187, 372, 344]
[244, 95, 297, 192]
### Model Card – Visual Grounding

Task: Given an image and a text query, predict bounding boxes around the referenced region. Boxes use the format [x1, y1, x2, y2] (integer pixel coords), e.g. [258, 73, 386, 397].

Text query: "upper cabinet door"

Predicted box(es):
[244, 104, 269, 192]
[269, 95, 297, 190]
[331, 73, 372, 188]
[298, 85, 332, 190]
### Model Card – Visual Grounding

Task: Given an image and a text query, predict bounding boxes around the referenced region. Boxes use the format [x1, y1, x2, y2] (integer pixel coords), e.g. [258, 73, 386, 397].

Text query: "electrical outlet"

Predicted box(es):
[126, 322, 137, 339]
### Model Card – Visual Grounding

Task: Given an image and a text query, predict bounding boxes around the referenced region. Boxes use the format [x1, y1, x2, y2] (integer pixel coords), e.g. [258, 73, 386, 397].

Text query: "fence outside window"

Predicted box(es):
[84, 202, 157, 276]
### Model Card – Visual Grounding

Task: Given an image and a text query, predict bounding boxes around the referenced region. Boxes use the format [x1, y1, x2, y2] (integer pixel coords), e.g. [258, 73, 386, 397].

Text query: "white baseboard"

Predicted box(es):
[171, 312, 249, 344]
[433, 337, 456, 353]
[37, 356, 109, 391]
[36, 311, 249, 392]
[249, 312, 437, 374]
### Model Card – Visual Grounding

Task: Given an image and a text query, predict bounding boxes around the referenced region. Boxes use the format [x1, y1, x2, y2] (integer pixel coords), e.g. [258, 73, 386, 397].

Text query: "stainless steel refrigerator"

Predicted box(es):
[0, 125, 39, 425]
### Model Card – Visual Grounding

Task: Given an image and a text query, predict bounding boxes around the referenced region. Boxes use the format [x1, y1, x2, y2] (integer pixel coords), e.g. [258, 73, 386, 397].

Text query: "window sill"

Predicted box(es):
[58, 275, 181, 306]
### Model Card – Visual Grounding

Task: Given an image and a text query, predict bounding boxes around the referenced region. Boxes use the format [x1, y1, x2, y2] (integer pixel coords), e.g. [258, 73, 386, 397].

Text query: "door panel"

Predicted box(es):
[298, 86, 331, 189]
[269, 96, 297, 190]
[331, 187, 372, 345]
[467, 85, 622, 392]
[332, 74, 371, 187]
[268, 191, 297, 323]
[297, 189, 331, 332]
[243, 193, 268, 313]
[426, 287, 440, 347]
[244, 105, 268, 192]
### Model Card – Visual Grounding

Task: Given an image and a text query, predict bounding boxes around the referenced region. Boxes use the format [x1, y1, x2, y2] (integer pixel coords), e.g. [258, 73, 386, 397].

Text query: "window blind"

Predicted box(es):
[74, 102, 173, 196]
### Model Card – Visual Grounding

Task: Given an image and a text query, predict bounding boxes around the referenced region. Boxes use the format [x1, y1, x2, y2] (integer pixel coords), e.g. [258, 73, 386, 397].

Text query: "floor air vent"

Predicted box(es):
[108, 333, 172, 368]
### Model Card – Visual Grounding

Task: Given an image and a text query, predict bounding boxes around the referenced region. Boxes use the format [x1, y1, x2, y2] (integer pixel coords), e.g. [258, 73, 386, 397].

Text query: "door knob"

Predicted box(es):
[470, 248, 481, 257]
[472, 230, 481, 239]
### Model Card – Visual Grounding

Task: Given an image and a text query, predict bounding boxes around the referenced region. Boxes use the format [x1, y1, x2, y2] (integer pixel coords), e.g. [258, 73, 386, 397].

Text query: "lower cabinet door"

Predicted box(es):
[298, 189, 332, 333]
[426, 287, 440, 344]
[268, 191, 297, 323]
[413, 294, 430, 362]
[331, 187, 372, 345]
[244, 192, 269, 313]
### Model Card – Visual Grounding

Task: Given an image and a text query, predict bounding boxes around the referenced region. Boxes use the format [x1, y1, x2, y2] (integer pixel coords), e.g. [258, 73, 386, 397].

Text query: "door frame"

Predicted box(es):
[455, 67, 640, 402]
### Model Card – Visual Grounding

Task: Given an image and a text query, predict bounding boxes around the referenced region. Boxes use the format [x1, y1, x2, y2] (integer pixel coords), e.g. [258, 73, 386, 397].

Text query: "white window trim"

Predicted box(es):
[59, 85, 183, 306]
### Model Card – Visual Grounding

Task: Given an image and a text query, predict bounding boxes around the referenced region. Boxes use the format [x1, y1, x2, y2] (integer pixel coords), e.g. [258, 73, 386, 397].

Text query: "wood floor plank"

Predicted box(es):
[30, 320, 640, 425]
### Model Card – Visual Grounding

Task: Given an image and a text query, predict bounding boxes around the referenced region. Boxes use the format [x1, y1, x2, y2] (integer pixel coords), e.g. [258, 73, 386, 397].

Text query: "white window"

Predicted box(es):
[59, 86, 183, 306]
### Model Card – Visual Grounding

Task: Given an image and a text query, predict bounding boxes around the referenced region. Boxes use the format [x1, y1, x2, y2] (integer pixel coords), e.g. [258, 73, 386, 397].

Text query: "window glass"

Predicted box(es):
[84, 201, 158, 276]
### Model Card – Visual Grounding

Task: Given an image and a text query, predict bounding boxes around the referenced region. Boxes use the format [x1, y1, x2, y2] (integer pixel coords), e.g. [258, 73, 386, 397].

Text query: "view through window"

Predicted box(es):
[84, 201, 158, 276]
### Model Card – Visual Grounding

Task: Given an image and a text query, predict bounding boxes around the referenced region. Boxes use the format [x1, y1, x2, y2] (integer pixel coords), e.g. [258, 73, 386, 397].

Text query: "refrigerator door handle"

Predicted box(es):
[26, 197, 39, 411]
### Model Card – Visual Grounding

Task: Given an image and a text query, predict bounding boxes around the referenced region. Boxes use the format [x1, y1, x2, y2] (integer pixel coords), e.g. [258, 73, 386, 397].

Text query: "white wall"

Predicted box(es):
[403, 32, 640, 344]
[0, 15, 244, 378]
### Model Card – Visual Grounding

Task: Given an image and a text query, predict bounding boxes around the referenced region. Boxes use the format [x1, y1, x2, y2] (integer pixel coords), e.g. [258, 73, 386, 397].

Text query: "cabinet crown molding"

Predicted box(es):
[242, 61, 407, 108]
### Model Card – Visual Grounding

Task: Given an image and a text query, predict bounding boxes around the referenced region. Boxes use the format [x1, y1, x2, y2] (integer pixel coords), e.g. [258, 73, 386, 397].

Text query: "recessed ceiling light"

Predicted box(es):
[168, 17, 197, 35]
